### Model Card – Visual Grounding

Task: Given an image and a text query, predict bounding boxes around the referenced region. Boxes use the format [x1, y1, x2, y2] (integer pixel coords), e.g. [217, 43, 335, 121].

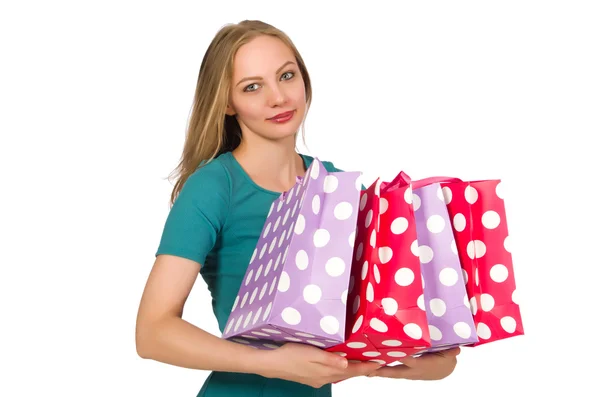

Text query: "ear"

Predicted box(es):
[225, 103, 236, 116]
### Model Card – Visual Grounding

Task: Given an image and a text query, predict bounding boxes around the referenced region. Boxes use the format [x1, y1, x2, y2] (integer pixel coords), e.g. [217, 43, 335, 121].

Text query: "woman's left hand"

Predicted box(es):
[367, 347, 461, 380]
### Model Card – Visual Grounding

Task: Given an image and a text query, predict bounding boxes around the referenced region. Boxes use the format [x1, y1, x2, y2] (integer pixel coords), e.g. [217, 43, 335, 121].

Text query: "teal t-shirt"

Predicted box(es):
[155, 151, 348, 397]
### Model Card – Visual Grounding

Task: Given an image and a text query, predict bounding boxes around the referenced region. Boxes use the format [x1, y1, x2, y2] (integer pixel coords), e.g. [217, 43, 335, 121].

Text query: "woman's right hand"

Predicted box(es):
[256, 342, 382, 388]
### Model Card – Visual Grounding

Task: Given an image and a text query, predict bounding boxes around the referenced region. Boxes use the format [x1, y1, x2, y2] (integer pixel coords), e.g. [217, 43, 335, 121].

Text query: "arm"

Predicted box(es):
[135, 253, 269, 374]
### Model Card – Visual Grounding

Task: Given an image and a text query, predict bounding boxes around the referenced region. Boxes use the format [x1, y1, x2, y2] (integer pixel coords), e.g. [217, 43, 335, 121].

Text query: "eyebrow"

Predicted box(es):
[235, 61, 296, 87]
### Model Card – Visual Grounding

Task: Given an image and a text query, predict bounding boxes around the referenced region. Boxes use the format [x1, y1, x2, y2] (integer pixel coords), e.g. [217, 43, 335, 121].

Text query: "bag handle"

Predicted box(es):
[381, 171, 463, 193]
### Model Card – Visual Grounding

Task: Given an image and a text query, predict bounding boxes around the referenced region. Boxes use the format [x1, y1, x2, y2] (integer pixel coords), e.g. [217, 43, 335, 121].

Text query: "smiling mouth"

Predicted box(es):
[267, 110, 295, 123]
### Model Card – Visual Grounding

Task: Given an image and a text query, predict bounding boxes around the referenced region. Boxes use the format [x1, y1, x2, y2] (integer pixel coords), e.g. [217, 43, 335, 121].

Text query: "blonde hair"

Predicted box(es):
[168, 20, 313, 205]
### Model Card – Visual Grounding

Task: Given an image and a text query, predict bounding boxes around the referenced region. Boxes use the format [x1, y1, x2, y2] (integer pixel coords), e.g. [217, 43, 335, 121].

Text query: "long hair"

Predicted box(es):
[168, 20, 313, 205]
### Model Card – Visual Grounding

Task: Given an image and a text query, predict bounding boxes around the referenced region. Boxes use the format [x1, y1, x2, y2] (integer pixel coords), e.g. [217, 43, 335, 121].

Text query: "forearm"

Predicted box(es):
[137, 316, 271, 375]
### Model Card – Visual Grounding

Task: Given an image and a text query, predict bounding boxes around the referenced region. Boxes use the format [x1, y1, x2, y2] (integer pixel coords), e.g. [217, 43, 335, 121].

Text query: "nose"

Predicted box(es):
[267, 84, 287, 107]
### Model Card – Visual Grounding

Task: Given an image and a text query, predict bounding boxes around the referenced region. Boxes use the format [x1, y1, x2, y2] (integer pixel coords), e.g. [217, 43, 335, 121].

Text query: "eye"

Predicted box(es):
[244, 83, 260, 92]
[281, 71, 294, 80]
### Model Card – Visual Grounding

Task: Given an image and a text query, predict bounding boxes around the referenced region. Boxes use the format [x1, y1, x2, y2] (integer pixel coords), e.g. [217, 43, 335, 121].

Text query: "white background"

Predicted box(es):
[1, 1, 599, 396]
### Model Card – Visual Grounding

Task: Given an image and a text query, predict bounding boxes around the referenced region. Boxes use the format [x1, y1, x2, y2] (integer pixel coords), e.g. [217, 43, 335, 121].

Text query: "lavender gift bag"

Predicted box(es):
[222, 158, 362, 350]
[411, 181, 479, 352]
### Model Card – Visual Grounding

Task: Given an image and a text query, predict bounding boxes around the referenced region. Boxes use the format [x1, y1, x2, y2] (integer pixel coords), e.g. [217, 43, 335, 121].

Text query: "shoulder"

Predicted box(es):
[175, 153, 232, 206]
[299, 153, 344, 173]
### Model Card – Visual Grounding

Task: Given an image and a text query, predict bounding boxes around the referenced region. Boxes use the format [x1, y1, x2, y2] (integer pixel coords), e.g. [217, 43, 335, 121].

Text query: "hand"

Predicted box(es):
[256, 342, 382, 388]
[367, 347, 461, 381]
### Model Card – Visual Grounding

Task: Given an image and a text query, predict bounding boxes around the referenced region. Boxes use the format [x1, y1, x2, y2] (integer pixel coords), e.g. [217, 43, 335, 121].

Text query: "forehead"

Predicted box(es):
[232, 35, 296, 77]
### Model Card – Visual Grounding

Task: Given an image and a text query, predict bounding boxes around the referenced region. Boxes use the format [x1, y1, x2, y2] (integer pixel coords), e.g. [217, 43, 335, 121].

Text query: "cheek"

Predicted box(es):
[233, 97, 264, 121]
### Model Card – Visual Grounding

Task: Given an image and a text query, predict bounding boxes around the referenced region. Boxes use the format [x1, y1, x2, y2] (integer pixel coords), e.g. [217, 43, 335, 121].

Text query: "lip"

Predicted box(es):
[268, 110, 295, 121]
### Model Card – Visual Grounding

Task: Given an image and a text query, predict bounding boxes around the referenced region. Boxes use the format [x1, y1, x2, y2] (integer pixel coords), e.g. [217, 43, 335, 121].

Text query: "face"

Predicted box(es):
[226, 35, 306, 142]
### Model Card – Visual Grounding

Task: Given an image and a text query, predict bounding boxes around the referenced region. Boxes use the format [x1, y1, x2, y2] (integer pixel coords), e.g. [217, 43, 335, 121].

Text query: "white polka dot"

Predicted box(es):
[475, 268, 479, 286]
[249, 287, 258, 304]
[341, 289, 347, 305]
[429, 325, 442, 341]
[365, 210, 373, 228]
[417, 294, 425, 311]
[462, 269, 468, 284]
[233, 337, 250, 344]
[262, 328, 281, 334]
[235, 315, 243, 331]
[320, 316, 340, 335]
[277, 200, 284, 212]
[263, 223, 272, 238]
[307, 340, 326, 347]
[325, 257, 345, 277]
[467, 240, 486, 259]
[303, 284, 322, 304]
[264, 343, 280, 349]
[395, 268, 414, 286]
[501, 316, 517, 333]
[314, 229, 330, 247]
[463, 294, 469, 308]
[282, 208, 290, 225]
[465, 185, 478, 204]
[360, 193, 368, 211]
[252, 331, 270, 337]
[470, 297, 478, 315]
[255, 264, 263, 281]
[404, 323, 423, 340]
[355, 175, 362, 191]
[363, 351, 381, 357]
[296, 332, 314, 337]
[366, 282, 374, 302]
[370, 359, 387, 365]
[454, 322, 472, 339]
[409, 193, 421, 211]
[442, 186, 453, 204]
[382, 340, 402, 347]
[254, 307, 262, 324]
[370, 318, 388, 332]
[241, 292, 249, 308]
[418, 245, 434, 264]
[348, 341, 366, 349]
[232, 295, 239, 312]
[277, 272, 290, 292]
[382, 298, 398, 315]
[281, 307, 301, 325]
[312, 195, 321, 214]
[285, 337, 302, 342]
[373, 264, 380, 284]
[269, 277, 277, 296]
[250, 248, 257, 264]
[504, 235, 511, 252]
[273, 217, 281, 233]
[356, 242, 364, 261]
[349, 276, 355, 293]
[453, 213, 466, 232]
[324, 175, 339, 193]
[512, 289, 519, 305]
[482, 210, 501, 229]
[243, 313, 253, 328]
[380, 197, 388, 214]
[361, 261, 369, 280]
[295, 215, 305, 234]
[451, 240, 458, 255]
[274, 253, 282, 270]
[225, 318, 234, 334]
[348, 231, 356, 247]
[387, 351, 407, 358]
[490, 264, 509, 282]
[439, 268, 459, 286]
[352, 316, 363, 334]
[353, 295, 360, 314]
[496, 181, 504, 199]
[477, 322, 491, 339]
[404, 186, 413, 204]
[480, 293, 495, 311]
[430, 298, 447, 317]
[245, 270, 254, 286]
[241, 335, 259, 340]
[391, 217, 409, 234]
[426, 215, 445, 233]
[295, 250, 308, 270]
[379, 247, 393, 264]
[334, 202, 353, 220]
[410, 239, 419, 256]
[310, 163, 320, 179]
[263, 302, 273, 321]
[370, 229, 376, 247]
[268, 203, 274, 217]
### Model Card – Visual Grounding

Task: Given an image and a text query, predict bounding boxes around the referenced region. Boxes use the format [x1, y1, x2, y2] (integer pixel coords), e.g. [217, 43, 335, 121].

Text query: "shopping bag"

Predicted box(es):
[440, 177, 524, 345]
[326, 176, 431, 365]
[388, 172, 479, 352]
[222, 158, 363, 350]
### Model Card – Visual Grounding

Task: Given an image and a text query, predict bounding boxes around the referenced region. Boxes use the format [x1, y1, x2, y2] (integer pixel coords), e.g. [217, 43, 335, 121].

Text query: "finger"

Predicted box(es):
[346, 361, 383, 376]
[315, 351, 348, 369]
[368, 365, 412, 379]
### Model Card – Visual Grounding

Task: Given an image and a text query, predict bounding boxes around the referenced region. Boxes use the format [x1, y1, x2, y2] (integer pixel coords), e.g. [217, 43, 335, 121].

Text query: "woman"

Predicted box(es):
[135, 19, 459, 397]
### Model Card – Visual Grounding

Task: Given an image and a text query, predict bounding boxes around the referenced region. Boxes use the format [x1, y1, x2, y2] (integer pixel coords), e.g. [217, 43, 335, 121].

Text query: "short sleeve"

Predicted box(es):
[155, 161, 231, 265]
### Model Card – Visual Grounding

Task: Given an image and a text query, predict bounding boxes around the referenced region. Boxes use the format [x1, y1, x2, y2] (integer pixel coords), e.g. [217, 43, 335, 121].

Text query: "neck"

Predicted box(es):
[232, 135, 305, 193]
